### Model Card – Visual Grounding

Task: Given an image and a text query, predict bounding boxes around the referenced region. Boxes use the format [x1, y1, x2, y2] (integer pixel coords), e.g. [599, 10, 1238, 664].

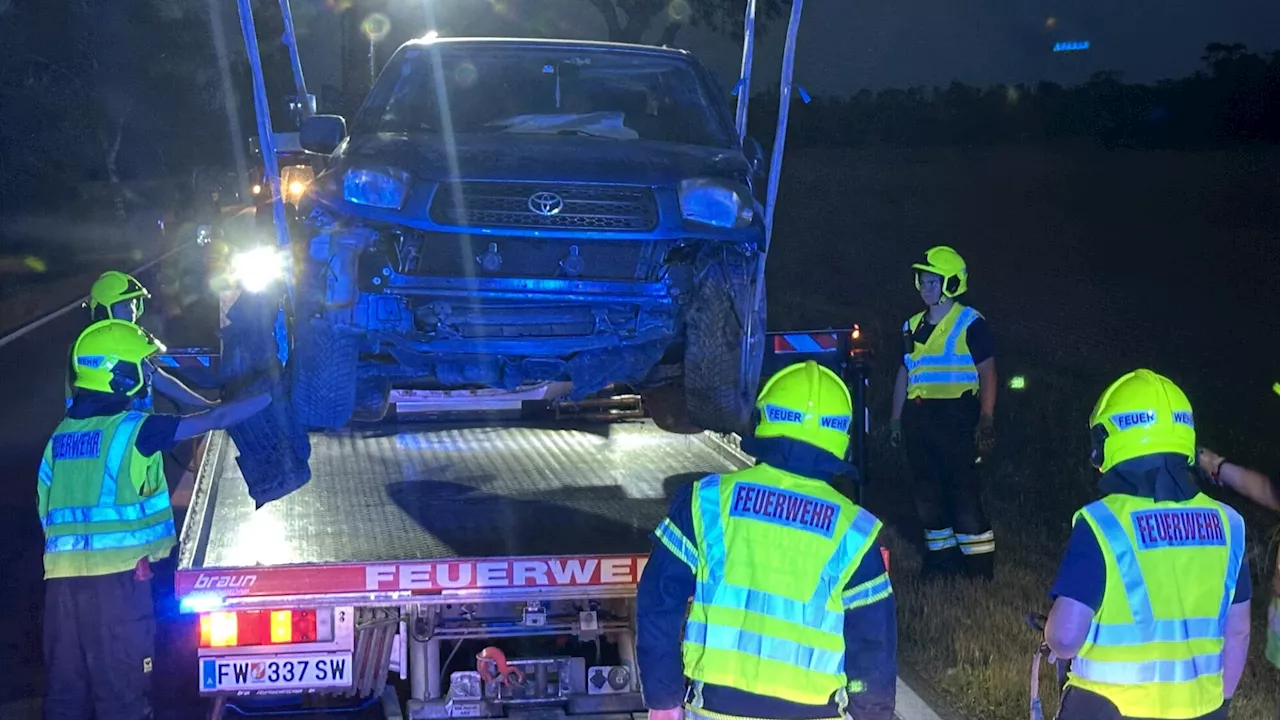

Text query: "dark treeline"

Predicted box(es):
[748, 43, 1280, 150]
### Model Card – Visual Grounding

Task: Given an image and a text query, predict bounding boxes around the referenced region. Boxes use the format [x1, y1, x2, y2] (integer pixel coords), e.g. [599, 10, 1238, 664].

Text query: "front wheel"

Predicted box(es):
[682, 263, 766, 435]
[290, 318, 360, 430]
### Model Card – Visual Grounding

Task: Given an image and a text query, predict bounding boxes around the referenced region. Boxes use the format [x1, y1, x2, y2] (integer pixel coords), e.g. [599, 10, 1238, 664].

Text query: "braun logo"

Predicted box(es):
[193, 574, 257, 590]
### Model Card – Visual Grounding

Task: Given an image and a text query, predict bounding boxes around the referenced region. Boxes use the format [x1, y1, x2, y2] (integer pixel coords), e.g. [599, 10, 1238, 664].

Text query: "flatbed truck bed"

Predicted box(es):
[177, 419, 752, 602]
[174, 417, 757, 719]
[167, 328, 870, 719]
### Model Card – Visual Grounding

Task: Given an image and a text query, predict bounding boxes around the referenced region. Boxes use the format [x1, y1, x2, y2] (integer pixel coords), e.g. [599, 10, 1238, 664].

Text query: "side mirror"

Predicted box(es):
[300, 114, 347, 155]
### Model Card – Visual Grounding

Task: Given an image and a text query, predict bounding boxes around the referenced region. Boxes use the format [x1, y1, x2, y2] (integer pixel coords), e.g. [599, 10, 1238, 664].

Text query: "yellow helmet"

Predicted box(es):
[1088, 369, 1195, 473]
[71, 319, 165, 397]
[87, 271, 151, 320]
[753, 360, 852, 459]
[912, 245, 968, 298]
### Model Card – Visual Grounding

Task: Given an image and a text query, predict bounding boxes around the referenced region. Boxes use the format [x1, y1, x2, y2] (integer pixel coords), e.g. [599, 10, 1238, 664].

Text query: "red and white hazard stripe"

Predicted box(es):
[771, 332, 839, 354]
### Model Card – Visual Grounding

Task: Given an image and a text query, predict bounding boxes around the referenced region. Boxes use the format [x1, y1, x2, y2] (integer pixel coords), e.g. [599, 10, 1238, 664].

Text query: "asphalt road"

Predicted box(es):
[0, 244, 221, 717]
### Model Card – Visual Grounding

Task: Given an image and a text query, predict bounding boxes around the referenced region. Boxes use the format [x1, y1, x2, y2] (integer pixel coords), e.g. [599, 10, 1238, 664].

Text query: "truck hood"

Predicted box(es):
[332, 133, 750, 187]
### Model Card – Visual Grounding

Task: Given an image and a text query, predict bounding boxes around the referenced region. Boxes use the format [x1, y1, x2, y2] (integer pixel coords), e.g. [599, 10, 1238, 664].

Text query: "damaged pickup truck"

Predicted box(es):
[290, 37, 769, 433]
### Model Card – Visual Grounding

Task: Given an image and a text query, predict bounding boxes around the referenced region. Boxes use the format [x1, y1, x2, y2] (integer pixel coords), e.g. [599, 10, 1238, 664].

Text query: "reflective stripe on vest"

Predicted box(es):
[45, 517, 177, 553]
[1071, 500, 1244, 685]
[656, 517, 699, 571]
[688, 475, 879, 669]
[43, 413, 171, 553]
[903, 306, 979, 394]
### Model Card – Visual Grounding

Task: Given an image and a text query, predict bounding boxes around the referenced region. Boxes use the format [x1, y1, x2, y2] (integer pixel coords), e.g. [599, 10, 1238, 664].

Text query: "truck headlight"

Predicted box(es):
[282, 165, 316, 207]
[230, 246, 286, 293]
[343, 167, 411, 210]
[678, 178, 754, 229]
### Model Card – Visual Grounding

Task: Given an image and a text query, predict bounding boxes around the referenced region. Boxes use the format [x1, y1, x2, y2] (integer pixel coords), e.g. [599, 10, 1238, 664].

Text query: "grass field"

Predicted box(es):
[765, 144, 1280, 719]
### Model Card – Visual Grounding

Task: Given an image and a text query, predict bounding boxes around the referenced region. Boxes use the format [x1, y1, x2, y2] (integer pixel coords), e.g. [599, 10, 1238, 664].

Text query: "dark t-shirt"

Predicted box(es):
[1049, 517, 1252, 611]
[67, 391, 182, 458]
[904, 312, 995, 366]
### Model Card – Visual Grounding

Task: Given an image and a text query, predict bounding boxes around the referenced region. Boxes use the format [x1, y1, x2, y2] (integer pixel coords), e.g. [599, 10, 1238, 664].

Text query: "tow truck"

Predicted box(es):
[178, 0, 870, 716]
[169, 328, 871, 718]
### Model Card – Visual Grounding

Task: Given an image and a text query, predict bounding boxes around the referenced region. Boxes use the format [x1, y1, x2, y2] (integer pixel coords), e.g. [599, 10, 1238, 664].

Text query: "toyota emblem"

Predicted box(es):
[528, 191, 565, 216]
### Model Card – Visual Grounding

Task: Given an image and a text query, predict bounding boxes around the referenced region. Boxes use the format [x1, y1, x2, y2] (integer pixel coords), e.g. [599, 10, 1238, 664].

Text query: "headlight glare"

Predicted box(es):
[678, 178, 753, 229]
[230, 246, 286, 293]
[282, 165, 316, 207]
[343, 167, 411, 210]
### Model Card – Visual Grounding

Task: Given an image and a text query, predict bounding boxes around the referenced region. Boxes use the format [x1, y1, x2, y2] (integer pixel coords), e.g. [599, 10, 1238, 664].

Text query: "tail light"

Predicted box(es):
[199, 608, 329, 648]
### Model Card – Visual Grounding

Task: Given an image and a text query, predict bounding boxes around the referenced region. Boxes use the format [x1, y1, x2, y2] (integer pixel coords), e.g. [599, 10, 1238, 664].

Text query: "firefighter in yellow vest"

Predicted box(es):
[1043, 369, 1251, 720]
[65, 271, 214, 413]
[636, 360, 897, 720]
[889, 246, 998, 579]
[40, 319, 270, 720]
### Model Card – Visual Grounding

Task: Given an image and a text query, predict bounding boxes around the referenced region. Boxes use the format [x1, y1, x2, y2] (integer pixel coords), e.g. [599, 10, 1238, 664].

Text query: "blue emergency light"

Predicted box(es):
[1053, 41, 1090, 52]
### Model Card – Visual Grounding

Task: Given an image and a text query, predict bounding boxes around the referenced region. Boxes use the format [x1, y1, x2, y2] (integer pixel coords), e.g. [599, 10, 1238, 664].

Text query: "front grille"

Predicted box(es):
[404, 233, 652, 281]
[429, 182, 659, 232]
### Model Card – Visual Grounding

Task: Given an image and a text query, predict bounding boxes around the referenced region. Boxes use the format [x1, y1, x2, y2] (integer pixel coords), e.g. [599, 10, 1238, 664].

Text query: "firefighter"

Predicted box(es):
[40, 319, 271, 720]
[1194, 447, 1280, 692]
[66, 271, 214, 412]
[1043, 369, 1251, 720]
[889, 245, 997, 579]
[636, 360, 896, 720]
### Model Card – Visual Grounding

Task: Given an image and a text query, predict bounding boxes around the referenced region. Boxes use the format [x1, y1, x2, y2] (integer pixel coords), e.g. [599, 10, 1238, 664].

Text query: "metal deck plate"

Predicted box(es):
[186, 420, 751, 569]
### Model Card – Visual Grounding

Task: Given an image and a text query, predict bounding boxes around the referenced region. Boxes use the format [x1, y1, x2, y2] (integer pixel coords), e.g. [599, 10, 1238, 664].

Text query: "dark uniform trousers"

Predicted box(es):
[1057, 687, 1228, 720]
[44, 569, 156, 720]
[902, 392, 993, 579]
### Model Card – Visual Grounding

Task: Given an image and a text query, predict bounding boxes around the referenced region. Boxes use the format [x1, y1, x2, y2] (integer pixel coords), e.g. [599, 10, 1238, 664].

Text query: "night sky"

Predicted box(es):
[683, 0, 1280, 94]
[288, 0, 1280, 109]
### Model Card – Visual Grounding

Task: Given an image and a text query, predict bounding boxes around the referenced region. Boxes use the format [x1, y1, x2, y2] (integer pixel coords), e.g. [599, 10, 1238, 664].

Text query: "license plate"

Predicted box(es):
[200, 653, 353, 692]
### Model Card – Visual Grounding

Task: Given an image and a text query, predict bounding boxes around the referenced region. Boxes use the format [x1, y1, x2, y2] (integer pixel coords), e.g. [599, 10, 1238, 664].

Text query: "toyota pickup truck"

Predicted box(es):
[287, 37, 771, 437]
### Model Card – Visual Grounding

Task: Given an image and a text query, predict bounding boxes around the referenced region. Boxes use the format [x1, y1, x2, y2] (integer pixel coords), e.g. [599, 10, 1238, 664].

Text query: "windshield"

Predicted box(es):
[354, 45, 734, 148]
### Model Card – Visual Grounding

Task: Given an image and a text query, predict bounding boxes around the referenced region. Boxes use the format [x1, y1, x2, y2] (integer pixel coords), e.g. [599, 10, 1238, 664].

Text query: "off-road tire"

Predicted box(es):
[219, 292, 312, 507]
[350, 375, 393, 424]
[683, 264, 767, 435]
[290, 317, 359, 430]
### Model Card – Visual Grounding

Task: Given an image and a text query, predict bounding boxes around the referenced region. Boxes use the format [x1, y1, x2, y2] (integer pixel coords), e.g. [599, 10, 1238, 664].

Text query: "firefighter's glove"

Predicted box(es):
[889, 419, 903, 448]
[975, 413, 996, 453]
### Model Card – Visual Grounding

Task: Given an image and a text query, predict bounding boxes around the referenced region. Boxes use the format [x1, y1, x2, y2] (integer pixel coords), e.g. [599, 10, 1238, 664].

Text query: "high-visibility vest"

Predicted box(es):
[902, 303, 982, 400]
[1066, 493, 1244, 718]
[38, 411, 176, 579]
[673, 464, 888, 706]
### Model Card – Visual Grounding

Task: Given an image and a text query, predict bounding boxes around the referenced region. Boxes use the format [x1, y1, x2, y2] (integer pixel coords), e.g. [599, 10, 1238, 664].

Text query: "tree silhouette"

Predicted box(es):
[588, 0, 787, 45]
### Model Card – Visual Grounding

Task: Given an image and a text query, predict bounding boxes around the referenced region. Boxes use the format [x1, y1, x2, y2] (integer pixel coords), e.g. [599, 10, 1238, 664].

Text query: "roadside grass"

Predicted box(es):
[765, 146, 1280, 720]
